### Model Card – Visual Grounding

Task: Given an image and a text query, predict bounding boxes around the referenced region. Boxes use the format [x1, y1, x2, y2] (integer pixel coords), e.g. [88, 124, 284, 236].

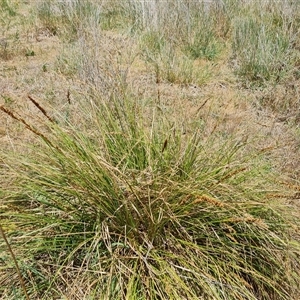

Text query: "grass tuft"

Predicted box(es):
[1, 95, 300, 299]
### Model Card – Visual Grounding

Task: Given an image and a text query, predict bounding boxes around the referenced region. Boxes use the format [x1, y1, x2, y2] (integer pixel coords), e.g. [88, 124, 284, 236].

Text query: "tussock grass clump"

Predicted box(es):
[139, 31, 213, 86]
[232, 16, 293, 84]
[231, 1, 300, 85]
[1, 96, 300, 299]
[36, 0, 101, 40]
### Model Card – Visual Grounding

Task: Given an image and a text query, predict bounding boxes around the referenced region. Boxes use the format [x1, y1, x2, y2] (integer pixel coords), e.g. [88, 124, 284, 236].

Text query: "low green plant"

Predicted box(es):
[99, 2, 132, 31]
[25, 49, 35, 57]
[140, 31, 166, 57]
[161, 54, 212, 86]
[186, 29, 223, 61]
[0, 0, 17, 18]
[1, 94, 300, 299]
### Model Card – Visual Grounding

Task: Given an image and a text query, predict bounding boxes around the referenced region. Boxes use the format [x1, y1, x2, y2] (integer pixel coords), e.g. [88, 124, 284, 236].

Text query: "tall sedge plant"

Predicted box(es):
[1, 94, 300, 299]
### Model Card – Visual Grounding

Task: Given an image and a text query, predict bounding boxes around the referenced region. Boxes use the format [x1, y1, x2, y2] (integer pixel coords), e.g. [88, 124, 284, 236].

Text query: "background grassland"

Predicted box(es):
[1, 0, 300, 299]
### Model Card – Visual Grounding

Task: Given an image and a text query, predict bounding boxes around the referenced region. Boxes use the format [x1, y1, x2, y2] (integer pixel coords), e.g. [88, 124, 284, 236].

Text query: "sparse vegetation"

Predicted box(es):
[1, 1, 300, 299]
